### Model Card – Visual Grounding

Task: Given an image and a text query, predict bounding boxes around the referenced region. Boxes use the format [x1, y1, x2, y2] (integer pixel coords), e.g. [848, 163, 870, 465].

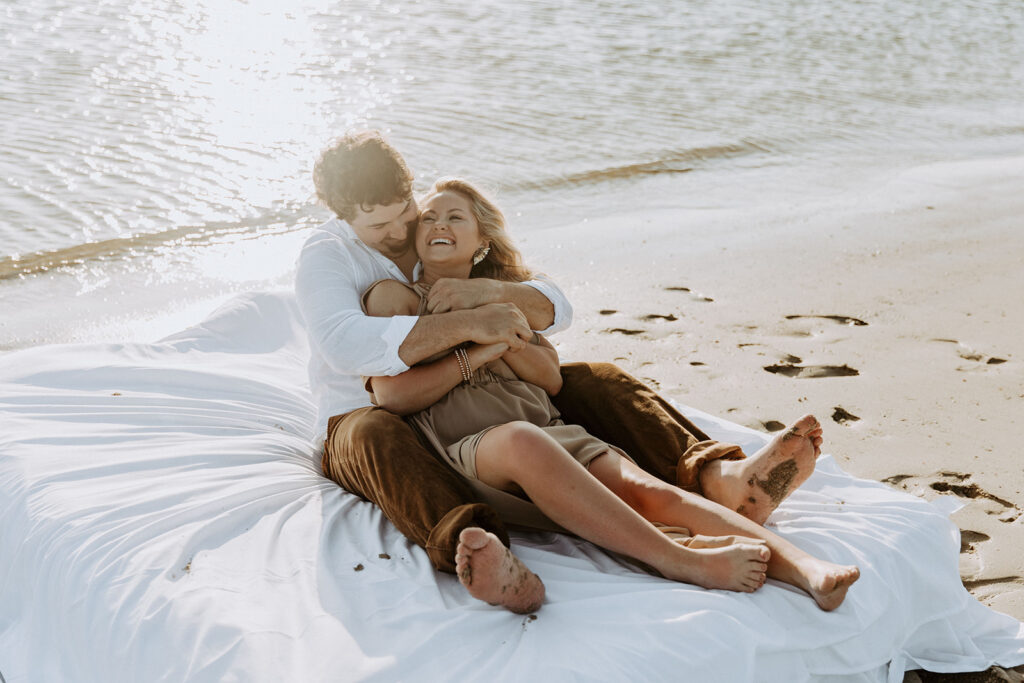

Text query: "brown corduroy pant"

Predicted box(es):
[322, 362, 744, 574]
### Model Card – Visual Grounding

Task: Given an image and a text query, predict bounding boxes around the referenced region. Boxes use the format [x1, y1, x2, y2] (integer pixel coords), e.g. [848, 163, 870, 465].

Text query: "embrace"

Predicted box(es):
[295, 131, 860, 615]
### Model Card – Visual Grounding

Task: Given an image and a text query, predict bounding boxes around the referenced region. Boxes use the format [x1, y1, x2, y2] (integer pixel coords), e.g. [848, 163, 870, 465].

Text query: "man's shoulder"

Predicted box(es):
[297, 219, 356, 264]
[301, 217, 346, 247]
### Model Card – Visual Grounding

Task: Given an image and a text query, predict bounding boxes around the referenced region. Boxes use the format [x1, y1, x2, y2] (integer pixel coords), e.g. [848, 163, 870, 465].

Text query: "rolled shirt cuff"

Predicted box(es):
[523, 278, 572, 336]
[379, 314, 419, 375]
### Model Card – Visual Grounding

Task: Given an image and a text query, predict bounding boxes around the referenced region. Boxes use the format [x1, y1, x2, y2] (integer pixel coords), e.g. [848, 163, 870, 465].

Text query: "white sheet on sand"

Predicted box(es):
[1, 291, 1022, 683]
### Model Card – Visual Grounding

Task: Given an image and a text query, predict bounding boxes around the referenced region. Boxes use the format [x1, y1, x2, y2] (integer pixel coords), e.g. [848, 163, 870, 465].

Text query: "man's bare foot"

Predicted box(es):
[798, 560, 860, 611]
[455, 527, 545, 614]
[700, 414, 823, 524]
[660, 541, 771, 593]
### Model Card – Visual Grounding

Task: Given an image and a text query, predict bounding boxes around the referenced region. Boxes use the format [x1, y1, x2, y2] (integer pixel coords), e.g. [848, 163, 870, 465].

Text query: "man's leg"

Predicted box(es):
[552, 362, 744, 492]
[323, 406, 510, 574]
[553, 363, 824, 523]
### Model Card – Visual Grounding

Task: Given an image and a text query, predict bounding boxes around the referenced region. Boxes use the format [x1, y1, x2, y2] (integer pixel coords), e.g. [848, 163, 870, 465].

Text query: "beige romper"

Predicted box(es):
[363, 281, 631, 532]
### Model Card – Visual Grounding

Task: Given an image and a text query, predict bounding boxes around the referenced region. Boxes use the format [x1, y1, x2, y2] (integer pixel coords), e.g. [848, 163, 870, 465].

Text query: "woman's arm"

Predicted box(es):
[369, 342, 509, 415]
[362, 279, 514, 414]
[500, 334, 563, 396]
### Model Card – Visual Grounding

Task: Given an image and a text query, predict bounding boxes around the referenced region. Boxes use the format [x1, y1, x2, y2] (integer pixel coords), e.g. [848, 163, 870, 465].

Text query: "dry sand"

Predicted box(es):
[521, 154, 1024, 627]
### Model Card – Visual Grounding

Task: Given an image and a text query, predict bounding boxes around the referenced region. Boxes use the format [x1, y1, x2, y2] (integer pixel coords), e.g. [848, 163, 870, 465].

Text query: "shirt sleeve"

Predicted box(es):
[295, 236, 416, 377]
[522, 273, 573, 336]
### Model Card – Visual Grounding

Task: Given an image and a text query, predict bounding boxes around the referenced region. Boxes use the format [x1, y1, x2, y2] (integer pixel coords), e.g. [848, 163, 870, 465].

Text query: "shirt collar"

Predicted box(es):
[324, 217, 422, 282]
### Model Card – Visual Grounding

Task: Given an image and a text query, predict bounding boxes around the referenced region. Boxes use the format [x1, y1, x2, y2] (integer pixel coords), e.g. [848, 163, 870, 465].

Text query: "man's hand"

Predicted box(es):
[470, 302, 531, 351]
[425, 278, 503, 314]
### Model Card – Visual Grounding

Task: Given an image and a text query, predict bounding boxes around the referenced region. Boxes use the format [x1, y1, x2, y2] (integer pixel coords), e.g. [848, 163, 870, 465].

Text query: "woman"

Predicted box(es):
[362, 177, 859, 613]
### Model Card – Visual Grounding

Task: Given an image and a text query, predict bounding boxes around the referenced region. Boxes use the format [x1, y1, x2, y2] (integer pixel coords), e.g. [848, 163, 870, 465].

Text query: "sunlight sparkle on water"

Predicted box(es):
[147, 0, 331, 214]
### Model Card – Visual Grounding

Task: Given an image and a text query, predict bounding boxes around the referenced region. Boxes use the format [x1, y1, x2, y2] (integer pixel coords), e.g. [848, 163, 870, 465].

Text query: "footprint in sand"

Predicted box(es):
[785, 314, 869, 327]
[831, 406, 861, 425]
[764, 362, 860, 378]
[931, 339, 1009, 367]
[958, 529, 991, 554]
[883, 471, 1021, 523]
[664, 286, 714, 303]
[604, 328, 645, 336]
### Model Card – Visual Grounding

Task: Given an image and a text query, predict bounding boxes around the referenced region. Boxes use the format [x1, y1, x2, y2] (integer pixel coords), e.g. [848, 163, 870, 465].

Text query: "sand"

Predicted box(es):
[518, 154, 1024, 627]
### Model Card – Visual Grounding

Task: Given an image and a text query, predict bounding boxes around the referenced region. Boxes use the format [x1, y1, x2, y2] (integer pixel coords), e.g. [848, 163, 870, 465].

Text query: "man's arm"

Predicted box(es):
[295, 231, 558, 376]
[296, 240, 416, 378]
[423, 274, 573, 334]
[397, 303, 531, 366]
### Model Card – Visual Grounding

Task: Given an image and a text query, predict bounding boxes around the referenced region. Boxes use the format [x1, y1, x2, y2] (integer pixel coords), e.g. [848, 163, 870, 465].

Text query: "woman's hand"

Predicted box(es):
[500, 334, 563, 396]
[467, 341, 510, 369]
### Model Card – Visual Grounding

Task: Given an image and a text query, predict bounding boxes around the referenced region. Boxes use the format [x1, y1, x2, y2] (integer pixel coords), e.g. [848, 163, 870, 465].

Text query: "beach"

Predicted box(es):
[521, 153, 1024, 624]
[10, 151, 1020, 629]
[3, 1, 1024, 678]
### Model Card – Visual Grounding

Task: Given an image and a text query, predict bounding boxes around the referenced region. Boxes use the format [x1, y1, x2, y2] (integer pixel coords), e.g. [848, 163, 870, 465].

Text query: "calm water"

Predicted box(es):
[2, 0, 1023, 345]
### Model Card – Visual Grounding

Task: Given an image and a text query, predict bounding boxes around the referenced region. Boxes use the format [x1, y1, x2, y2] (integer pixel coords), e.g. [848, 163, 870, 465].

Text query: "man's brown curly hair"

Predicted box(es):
[313, 130, 414, 222]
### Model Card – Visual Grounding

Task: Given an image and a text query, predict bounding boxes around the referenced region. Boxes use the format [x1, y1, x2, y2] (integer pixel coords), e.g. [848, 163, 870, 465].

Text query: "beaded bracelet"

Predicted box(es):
[454, 347, 472, 383]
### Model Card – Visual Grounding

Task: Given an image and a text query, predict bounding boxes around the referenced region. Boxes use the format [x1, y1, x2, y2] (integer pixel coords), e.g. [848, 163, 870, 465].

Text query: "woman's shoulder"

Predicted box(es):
[361, 279, 420, 317]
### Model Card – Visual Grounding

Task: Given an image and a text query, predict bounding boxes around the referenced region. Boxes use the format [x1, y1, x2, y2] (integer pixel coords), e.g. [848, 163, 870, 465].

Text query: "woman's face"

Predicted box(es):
[416, 190, 486, 270]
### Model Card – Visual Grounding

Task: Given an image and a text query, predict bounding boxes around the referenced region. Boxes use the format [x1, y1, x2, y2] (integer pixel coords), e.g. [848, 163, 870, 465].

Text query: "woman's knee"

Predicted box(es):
[487, 421, 547, 453]
[482, 422, 559, 472]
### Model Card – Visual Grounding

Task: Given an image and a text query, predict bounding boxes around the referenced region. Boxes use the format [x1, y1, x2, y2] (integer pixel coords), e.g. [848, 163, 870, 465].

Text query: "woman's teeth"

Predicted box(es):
[429, 238, 454, 245]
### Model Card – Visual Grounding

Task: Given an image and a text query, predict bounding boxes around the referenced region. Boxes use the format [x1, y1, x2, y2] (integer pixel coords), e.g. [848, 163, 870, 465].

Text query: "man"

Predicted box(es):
[295, 130, 822, 613]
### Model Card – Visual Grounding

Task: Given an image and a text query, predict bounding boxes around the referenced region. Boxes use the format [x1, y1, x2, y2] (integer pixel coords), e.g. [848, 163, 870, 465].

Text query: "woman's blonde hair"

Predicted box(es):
[422, 177, 533, 282]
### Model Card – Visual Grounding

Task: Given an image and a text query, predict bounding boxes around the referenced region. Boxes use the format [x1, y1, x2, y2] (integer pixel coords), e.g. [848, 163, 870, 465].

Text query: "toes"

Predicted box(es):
[458, 527, 491, 550]
[792, 414, 820, 435]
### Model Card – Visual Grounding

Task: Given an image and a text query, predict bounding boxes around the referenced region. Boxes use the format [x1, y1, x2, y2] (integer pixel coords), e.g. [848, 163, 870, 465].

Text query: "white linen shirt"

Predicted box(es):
[294, 217, 573, 441]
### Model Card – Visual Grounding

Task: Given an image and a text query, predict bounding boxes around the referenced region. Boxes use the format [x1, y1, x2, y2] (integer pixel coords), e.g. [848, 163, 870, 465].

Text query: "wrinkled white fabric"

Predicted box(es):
[1, 291, 1021, 683]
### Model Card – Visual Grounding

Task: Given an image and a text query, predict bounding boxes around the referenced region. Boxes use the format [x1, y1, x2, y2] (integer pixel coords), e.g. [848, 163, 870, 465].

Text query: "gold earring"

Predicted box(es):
[472, 245, 490, 265]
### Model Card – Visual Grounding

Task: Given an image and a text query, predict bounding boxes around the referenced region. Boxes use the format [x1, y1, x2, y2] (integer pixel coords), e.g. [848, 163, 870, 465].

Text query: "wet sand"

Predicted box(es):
[520, 154, 1024, 631]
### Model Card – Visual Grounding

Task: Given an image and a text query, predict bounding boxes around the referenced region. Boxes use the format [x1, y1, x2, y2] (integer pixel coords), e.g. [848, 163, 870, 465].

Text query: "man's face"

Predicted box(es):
[348, 198, 418, 260]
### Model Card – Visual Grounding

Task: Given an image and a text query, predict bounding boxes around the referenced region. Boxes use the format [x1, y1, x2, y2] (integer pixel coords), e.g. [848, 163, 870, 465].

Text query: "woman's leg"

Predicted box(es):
[474, 421, 771, 593]
[587, 452, 860, 611]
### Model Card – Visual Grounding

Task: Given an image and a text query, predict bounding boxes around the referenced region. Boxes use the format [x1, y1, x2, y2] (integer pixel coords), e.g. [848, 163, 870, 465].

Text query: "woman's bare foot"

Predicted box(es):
[681, 534, 762, 550]
[455, 527, 545, 614]
[660, 541, 771, 593]
[801, 560, 861, 611]
[700, 414, 823, 524]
